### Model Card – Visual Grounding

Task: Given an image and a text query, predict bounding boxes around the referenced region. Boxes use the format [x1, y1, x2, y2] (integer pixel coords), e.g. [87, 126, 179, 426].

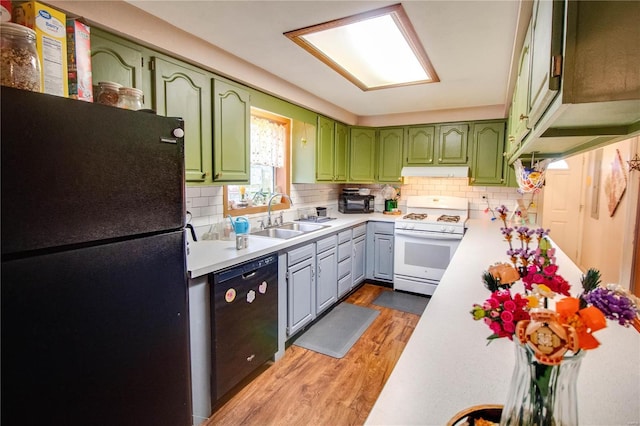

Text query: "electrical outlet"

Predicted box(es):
[481, 194, 488, 200]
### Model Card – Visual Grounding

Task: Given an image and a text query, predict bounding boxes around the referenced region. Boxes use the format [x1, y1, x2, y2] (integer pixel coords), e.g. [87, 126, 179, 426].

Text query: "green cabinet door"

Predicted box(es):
[349, 127, 376, 182]
[437, 124, 469, 164]
[316, 116, 335, 181]
[510, 22, 532, 148]
[213, 79, 250, 183]
[152, 57, 212, 183]
[377, 128, 404, 183]
[405, 126, 435, 165]
[334, 122, 349, 182]
[470, 121, 506, 186]
[90, 29, 149, 108]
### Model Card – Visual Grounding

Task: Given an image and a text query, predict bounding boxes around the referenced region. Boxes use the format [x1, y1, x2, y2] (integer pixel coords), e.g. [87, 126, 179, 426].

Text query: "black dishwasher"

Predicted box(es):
[210, 253, 278, 403]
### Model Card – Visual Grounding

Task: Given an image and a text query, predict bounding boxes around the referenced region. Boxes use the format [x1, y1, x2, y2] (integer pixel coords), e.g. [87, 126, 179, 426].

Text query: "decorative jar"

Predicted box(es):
[117, 86, 143, 110]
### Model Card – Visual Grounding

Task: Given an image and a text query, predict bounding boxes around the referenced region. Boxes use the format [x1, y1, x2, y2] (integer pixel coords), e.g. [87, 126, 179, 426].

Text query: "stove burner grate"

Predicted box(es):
[403, 213, 428, 220]
[437, 215, 461, 223]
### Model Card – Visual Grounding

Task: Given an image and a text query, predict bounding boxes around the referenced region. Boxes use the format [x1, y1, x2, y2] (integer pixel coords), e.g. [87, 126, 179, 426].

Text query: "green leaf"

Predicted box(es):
[482, 271, 500, 292]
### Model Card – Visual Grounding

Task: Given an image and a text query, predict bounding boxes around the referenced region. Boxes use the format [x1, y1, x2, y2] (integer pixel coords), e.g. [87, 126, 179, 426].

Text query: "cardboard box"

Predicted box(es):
[66, 18, 92, 102]
[13, 1, 68, 97]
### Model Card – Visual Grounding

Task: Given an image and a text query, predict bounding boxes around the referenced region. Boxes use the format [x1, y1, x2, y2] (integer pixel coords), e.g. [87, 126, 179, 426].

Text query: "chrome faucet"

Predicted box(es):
[267, 193, 292, 227]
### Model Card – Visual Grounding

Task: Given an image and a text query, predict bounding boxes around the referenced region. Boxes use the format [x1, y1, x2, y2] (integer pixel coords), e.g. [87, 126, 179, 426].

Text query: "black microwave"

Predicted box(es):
[338, 194, 375, 214]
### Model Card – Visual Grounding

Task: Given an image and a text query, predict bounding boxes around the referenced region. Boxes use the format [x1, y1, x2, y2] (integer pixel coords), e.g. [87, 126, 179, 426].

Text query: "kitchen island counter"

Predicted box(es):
[366, 218, 640, 426]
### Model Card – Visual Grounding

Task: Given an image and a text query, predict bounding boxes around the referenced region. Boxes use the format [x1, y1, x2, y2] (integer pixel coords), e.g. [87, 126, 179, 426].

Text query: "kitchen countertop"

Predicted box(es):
[365, 219, 640, 426]
[186, 212, 397, 278]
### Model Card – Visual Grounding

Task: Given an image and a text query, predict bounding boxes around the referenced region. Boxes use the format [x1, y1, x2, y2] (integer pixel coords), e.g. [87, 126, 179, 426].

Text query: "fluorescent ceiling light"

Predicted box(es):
[285, 4, 439, 91]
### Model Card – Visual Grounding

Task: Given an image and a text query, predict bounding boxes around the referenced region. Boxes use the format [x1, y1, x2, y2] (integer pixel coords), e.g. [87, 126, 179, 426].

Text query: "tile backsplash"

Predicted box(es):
[186, 177, 539, 231]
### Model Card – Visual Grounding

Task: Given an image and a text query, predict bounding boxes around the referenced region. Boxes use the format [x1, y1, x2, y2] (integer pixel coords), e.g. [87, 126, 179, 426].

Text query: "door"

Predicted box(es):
[405, 126, 435, 165]
[152, 56, 212, 183]
[349, 127, 376, 182]
[213, 79, 251, 182]
[471, 121, 506, 185]
[287, 257, 315, 335]
[316, 116, 335, 181]
[334, 122, 349, 182]
[437, 124, 468, 164]
[374, 233, 394, 281]
[394, 230, 461, 283]
[542, 156, 586, 264]
[377, 128, 404, 183]
[316, 247, 338, 314]
[90, 29, 147, 107]
[1, 232, 191, 426]
[352, 235, 366, 286]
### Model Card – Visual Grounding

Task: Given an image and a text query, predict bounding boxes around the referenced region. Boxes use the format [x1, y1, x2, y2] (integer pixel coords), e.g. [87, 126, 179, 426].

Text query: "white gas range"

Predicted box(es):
[394, 196, 469, 296]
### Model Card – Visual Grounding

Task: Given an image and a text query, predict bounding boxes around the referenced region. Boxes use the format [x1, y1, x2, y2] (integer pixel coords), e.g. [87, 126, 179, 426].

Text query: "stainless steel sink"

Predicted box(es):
[251, 228, 304, 239]
[251, 222, 329, 239]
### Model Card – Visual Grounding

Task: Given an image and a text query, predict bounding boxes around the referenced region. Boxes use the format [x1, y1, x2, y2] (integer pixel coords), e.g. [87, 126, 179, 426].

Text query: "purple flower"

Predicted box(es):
[585, 288, 638, 327]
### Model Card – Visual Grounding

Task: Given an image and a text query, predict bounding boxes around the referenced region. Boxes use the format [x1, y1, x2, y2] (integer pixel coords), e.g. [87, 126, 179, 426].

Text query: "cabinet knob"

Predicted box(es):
[471, 177, 475, 182]
[503, 152, 507, 157]
[172, 128, 185, 138]
[438, 158, 442, 162]
[508, 135, 515, 142]
[519, 114, 529, 122]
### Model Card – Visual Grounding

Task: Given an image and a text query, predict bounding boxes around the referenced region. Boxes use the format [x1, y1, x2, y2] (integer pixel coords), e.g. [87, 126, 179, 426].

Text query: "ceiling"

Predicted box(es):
[126, 1, 525, 120]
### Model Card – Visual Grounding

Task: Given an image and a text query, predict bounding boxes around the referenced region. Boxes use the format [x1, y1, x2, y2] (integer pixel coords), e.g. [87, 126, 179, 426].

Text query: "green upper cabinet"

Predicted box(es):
[316, 116, 335, 181]
[152, 57, 212, 183]
[405, 126, 435, 165]
[437, 124, 469, 164]
[212, 79, 250, 183]
[509, 22, 532, 153]
[349, 127, 376, 182]
[527, 0, 563, 127]
[334, 122, 349, 182]
[377, 128, 404, 183]
[470, 121, 506, 186]
[90, 29, 149, 109]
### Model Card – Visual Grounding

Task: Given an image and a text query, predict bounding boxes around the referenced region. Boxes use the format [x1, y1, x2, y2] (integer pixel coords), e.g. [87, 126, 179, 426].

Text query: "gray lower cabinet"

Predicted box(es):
[286, 244, 315, 336]
[316, 235, 338, 315]
[337, 229, 353, 297]
[352, 224, 367, 286]
[366, 221, 394, 282]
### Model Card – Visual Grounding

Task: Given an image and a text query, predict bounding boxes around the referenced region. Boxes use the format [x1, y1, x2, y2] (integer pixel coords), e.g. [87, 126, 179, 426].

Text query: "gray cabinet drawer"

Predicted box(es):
[352, 224, 367, 238]
[338, 229, 352, 244]
[338, 257, 352, 279]
[316, 234, 337, 254]
[338, 240, 352, 262]
[287, 243, 315, 266]
[370, 221, 394, 235]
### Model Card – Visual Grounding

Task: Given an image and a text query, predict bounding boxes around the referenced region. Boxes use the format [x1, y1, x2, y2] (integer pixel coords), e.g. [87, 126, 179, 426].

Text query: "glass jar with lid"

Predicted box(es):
[117, 87, 144, 110]
[0, 22, 41, 92]
[96, 81, 122, 107]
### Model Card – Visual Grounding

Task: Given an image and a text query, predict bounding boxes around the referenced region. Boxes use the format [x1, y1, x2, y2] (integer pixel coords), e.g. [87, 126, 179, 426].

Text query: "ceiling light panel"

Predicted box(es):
[285, 4, 439, 91]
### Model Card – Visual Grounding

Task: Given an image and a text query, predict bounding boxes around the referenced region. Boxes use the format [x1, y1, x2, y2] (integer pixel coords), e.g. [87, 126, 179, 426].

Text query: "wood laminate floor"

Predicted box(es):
[204, 283, 421, 426]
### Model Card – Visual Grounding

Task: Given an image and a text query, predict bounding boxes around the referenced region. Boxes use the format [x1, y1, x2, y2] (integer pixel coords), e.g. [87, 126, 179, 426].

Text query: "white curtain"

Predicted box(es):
[251, 115, 285, 168]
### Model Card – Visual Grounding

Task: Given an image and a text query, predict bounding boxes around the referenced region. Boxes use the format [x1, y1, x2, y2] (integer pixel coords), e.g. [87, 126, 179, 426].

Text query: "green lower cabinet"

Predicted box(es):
[152, 57, 213, 183]
[349, 127, 376, 182]
[405, 126, 435, 165]
[377, 128, 404, 183]
[213, 79, 251, 183]
[470, 121, 506, 185]
[437, 124, 469, 164]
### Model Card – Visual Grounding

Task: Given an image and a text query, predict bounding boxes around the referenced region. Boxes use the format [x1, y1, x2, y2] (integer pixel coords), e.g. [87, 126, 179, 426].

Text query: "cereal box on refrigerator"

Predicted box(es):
[12, 1, 68, 97]
[66, 18, 92, 101]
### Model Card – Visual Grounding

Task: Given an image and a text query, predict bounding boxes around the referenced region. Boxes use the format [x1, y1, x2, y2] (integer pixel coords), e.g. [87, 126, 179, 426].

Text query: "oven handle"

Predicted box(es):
[394, 230, 463, 241]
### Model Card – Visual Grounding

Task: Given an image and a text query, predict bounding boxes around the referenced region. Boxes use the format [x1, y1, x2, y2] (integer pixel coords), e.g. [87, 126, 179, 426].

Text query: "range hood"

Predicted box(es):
[400, 166, 469, 178]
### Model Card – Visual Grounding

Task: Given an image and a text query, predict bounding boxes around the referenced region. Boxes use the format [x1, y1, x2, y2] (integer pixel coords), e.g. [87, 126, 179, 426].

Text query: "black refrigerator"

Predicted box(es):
[1, 87, 192, 426]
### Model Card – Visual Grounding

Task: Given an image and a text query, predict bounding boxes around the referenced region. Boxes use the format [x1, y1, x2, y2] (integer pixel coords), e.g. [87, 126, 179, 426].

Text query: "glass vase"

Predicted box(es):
[500, 341, 584, 426]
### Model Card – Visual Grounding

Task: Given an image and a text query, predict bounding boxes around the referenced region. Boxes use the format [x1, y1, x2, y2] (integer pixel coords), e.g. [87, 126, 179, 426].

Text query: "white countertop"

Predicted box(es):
[365, 219, 640, 426]
[186, 212, 397, 278]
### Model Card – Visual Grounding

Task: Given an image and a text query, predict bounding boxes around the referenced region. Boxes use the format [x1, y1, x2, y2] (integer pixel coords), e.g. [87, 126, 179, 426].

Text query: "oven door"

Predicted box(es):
[393, 229, 462, 295]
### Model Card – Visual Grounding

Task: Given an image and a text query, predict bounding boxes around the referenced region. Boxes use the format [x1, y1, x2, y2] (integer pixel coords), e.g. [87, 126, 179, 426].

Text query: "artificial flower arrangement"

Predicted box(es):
[469, 205, 640, 425]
